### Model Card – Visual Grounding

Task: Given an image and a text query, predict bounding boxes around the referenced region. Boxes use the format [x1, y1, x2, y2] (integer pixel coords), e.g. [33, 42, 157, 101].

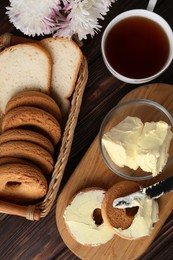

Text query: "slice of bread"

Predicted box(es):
[0, 140, 54, 176]
[2, 106, 61, 146]
[40, 38, 83, 115]
[0, 163, 48, 204]
[0, 43, 52, 116]
[63, 187, 114, 246]
[5, 90, 62, 121]
[0, 129, 54, 155]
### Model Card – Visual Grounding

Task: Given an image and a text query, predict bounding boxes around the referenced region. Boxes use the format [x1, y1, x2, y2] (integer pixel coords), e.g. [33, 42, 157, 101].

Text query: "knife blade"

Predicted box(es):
[113, 175, 173, 208]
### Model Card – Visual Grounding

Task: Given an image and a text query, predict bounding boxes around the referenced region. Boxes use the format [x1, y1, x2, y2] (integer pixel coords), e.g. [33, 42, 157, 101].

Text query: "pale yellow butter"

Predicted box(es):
[137, 121, 173, 176]
[63, 190, 114, 246]
[102, 116, 173, 176]
[102, 116, 143, 170]
[115, 197, 159, 238]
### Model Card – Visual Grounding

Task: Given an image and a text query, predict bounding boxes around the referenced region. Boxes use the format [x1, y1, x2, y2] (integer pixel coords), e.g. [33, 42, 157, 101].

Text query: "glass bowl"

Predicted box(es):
[99, 99, 173, 181]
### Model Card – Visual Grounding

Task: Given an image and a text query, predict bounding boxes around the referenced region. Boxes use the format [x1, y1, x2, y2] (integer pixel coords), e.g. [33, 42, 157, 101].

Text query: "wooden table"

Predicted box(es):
[1, 0, 173, 259]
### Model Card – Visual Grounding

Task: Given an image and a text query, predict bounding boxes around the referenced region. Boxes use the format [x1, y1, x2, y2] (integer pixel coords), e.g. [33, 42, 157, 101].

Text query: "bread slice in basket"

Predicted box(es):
[0, 43, 52, 117]
[40, 38, 83, 116]
[0, 34, 88, 219]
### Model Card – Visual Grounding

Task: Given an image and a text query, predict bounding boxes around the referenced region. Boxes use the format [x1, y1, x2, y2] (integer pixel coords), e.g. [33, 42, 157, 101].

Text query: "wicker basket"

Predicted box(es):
[0, 33, 88, 220]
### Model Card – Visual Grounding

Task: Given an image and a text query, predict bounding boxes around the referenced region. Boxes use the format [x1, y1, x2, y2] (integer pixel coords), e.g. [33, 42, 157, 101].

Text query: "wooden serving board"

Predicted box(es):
[56, 83, 173, 260]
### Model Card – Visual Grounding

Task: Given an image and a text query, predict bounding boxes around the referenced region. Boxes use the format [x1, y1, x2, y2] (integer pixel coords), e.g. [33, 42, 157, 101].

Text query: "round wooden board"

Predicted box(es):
[56, 83, 173, 260]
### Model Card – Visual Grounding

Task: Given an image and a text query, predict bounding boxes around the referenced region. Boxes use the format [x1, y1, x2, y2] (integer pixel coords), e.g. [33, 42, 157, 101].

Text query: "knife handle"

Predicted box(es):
[146, 176, 173, 198]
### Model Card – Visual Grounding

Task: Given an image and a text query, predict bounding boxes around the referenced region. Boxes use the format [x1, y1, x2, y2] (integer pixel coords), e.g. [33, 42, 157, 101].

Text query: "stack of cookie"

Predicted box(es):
[0, 90, 62, 204]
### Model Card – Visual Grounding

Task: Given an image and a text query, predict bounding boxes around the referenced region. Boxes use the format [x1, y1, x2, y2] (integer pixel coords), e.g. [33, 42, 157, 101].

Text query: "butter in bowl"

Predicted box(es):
[99, 99, 173, 181]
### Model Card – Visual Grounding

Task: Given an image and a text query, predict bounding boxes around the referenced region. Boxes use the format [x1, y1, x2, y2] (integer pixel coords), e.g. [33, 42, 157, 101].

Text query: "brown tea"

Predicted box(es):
[105, 16, 170, 79]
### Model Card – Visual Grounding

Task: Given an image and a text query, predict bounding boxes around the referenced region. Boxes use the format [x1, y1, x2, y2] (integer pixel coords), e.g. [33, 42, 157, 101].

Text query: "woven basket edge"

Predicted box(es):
[39, 56, 88, 218]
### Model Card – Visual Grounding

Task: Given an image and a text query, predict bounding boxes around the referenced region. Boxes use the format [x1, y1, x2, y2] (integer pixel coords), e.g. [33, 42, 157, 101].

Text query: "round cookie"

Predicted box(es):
[0, 141, 54, 176]
[101, 181, 140, 231]
[2, 106, 61, 146]
[0, 129, 54, 155]
[63, 187, 115, 246]
[102, 181, 159, 240]
[5, 90, 62, 121]
[0, 163, 48, 204]
[0, 157, 39, 168]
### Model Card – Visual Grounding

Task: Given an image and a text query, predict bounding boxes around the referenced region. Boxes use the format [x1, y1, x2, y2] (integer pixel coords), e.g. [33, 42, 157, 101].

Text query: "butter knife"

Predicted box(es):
[113, 176, 173, 208]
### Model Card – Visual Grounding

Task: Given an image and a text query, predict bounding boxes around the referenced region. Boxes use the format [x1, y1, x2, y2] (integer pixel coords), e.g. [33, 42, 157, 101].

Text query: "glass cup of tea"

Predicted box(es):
[101, 9, 173, 84]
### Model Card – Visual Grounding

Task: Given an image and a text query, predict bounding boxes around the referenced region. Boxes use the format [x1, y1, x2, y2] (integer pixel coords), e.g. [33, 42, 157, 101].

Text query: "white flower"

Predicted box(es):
[53, 0, 115, 40]
[6, 0, 115, 40]
[6, 0, 60, 37]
